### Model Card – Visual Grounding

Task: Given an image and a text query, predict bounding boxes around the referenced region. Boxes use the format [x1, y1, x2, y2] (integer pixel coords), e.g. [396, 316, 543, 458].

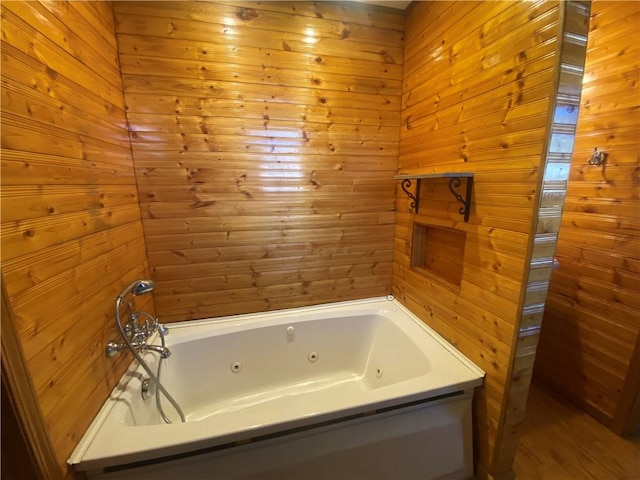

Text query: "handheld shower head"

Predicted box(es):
[131, 279, 155, 296]
[116, 279, 155, 306]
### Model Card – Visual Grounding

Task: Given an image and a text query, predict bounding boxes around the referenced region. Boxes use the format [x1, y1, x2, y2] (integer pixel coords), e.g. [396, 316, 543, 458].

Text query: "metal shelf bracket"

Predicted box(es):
[400, 178, 418, 210]
[394, 172, 474, 222]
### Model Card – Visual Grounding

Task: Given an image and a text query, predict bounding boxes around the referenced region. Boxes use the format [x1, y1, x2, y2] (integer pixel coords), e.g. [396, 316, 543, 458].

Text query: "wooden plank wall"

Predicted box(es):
[1, 2, 150, 475]
[392, 2, 584, 477]
[114, 1, 404, 322]
[534, 0, 640, 435]
[491, 2, 590, 472]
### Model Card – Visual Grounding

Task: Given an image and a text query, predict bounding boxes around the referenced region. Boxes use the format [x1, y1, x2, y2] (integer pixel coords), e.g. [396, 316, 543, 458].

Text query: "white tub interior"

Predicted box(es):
[131, 311, 434, 425]
[70, 297, 484, 478]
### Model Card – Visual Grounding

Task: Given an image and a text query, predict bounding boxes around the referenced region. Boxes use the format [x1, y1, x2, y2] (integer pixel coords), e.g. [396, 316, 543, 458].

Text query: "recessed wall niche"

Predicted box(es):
[411, 223, 466, 289]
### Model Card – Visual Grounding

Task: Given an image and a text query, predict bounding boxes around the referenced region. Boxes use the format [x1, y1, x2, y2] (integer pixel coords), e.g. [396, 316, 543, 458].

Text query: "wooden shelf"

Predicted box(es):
[394, 173, 474, 222]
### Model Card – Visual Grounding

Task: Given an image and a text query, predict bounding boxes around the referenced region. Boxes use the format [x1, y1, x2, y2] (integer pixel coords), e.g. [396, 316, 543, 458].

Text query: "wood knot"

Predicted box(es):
[45, 66, 58, 79]
[192, 201, 215, 209]
[236, 7, 259, 21]
[379, 50, 396, 64]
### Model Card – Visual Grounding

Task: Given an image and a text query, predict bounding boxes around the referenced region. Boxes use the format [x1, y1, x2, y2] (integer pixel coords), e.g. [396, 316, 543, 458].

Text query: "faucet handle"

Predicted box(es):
[157, 324, 169, 336]
[142, 319, 154, 339]
[106, 340, 124, 357]
[124, 322, 134, 336]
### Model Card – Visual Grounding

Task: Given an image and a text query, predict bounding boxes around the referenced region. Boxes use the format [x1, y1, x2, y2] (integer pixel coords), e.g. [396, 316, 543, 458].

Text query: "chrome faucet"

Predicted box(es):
[105, 279, 186, 423]
[106, 280, 170, 359]
[141, 344, 171, 358]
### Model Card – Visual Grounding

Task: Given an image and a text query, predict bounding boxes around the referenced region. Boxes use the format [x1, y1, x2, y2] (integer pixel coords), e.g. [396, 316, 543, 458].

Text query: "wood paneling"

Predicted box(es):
[2, 283, 61, 479]
[0, 1, 149, 475]
[391, 2, 588, 477]
[491, 3, 591, 473]
[115, 1, 404, 321]
[535, 0, 640, 436]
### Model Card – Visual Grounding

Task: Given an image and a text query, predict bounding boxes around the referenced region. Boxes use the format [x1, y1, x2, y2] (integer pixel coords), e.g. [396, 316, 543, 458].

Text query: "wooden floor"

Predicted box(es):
[513, 383, 640, 480]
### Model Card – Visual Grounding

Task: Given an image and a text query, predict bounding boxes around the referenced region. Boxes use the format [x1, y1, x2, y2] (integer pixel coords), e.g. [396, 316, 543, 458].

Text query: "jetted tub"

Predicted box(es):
[70, 296, 484, 479]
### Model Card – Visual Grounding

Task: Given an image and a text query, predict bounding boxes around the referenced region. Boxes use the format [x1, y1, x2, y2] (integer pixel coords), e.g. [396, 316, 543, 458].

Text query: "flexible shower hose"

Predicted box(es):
[115, 308, 186, 423]
[155, 328, 175, 424]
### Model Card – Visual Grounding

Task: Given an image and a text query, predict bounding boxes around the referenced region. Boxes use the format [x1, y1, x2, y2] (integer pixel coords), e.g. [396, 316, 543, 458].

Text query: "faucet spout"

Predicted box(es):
[142, 344, 171, 359]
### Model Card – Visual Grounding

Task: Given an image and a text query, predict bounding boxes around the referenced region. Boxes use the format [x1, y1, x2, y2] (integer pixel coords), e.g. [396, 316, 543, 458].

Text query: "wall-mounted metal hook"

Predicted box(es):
[588, 147, 608, 166]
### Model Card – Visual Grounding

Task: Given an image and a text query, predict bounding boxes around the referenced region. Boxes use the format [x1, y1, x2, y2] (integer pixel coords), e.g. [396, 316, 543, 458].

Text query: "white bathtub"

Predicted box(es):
[70, 297, 484, 479]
